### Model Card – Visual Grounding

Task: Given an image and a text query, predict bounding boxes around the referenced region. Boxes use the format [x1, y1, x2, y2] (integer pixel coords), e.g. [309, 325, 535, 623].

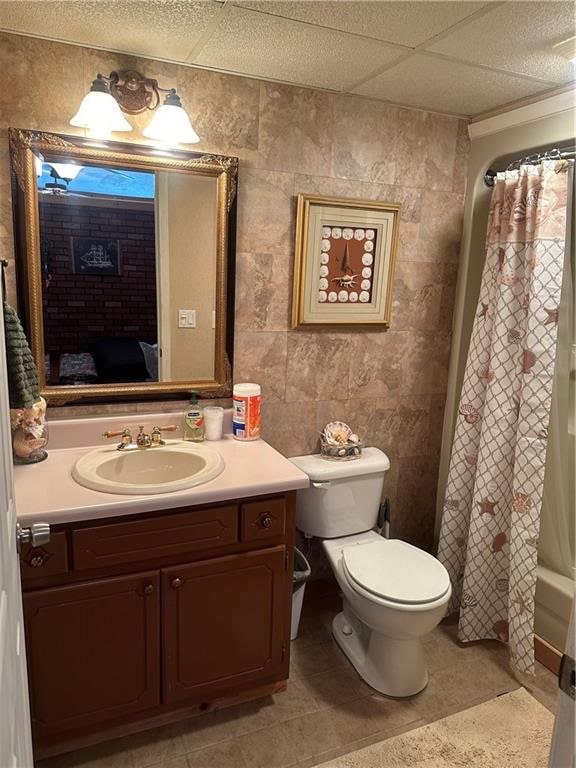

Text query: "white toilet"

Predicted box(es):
[290, 447, 452, 698]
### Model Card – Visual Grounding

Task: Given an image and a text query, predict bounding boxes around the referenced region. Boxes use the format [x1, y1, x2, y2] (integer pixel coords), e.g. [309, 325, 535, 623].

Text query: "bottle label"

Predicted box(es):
[233, 394, 260, 439]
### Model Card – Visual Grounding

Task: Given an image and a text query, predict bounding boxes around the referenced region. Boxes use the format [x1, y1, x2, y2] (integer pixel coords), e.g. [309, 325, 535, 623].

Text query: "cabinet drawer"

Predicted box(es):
[20, 531, 68, 583]
[73, 505, 238, 570]
[241, 498, 286, 543]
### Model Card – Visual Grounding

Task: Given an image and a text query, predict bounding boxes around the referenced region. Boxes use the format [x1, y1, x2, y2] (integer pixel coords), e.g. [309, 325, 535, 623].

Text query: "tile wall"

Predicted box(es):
[0, 32, 469, 550]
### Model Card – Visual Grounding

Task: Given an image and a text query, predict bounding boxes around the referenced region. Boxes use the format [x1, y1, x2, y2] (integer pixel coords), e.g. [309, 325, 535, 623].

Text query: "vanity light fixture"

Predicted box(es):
[70, 70, 200, 146]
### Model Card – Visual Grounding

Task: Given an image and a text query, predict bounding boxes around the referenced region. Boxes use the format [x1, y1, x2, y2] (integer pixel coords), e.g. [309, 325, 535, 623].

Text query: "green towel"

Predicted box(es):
[2, 261, 40, 409]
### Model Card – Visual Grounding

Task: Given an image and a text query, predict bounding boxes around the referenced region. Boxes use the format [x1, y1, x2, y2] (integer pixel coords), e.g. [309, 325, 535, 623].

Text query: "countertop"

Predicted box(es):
[14, 419, 309, 525]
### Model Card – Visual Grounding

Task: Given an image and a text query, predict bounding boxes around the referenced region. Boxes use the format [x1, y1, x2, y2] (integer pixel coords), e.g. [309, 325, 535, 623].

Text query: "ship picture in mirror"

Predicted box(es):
[37, 157, 217, 387]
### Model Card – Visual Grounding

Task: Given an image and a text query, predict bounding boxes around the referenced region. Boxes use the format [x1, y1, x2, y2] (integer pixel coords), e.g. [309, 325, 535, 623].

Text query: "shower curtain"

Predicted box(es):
[437, 160, 571, 674]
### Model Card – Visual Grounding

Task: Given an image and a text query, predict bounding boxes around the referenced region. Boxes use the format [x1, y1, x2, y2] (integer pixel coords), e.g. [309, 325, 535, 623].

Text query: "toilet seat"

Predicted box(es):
[342, 539, 450, 605]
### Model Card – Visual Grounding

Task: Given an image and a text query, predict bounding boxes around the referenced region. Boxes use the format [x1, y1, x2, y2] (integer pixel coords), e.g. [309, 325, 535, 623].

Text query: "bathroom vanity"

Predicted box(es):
[14, 418, 308, 758]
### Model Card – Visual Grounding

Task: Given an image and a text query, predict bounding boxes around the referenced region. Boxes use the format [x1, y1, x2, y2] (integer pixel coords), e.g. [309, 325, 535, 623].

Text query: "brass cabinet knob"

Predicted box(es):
[261, 514, 273, 529]
[171, 577, 182, 589]
[143, 584, 154, 595]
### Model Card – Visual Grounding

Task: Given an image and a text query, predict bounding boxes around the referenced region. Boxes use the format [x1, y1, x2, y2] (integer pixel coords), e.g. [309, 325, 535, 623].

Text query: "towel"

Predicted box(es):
[2, 261, 41, 409]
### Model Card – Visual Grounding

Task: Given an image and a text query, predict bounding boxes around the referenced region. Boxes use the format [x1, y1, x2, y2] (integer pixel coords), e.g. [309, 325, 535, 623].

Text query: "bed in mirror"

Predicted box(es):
[9, 128, 237, 405]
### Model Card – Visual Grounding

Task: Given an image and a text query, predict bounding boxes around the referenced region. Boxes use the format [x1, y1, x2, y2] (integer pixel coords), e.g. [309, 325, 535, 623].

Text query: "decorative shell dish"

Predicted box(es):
[320, 421, 362, 461]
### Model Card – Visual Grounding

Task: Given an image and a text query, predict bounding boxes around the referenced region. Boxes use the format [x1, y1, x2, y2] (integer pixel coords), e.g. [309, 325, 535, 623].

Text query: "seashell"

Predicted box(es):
[318, 290, 327, 303]
[444, 498, 460, 510]
[12, 428, 47, 459]
[338, 290, 349, 302]
[337, 447, 347, 456]
[496, 578, 508, 593]
[507, 329, 522, 343]
[354, 229, 365, 240]
[361, 279, 371, 291]
[365, 230, 375, 240]
[352, 447, 360, 455]
[322, 227, 332, 238]
[320, 253, 329, 265]
[331, 227, 342, 239]
[342, 228, 353, 240]
[319, 265, 329, 277]
[323, 421, 352, 446]
[321, 239, 331, 252]
[492, 532, 507, 553]
[477, 364, 495, 382]
[512, 492, 533, 514]
[359, 291, 370, 303]
[461, 592, 478, 607]
[465, 453, 478, 466]
[362, 253, 373, 266]
[328, 292, 337, 302]
[349, 291, 358, 302]
[362, 267, 372, 278]
[521, 349, 536, 373]
[349, 434, 360, 444]
[319, 277, 328, 290]
[364, 241, 374, 252]
[459, 403, 480, 424]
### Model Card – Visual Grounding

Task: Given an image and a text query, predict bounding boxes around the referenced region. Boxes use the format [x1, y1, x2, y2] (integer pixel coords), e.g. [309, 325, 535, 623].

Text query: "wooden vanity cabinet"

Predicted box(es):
[19, 493, 295, 757]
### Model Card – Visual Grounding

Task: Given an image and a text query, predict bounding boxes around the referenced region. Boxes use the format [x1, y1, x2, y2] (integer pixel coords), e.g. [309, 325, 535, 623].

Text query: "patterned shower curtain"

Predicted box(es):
[437, 160, 571, 674]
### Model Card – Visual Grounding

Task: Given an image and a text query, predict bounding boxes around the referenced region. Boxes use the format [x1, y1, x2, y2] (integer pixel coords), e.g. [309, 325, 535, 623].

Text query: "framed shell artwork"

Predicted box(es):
[291, 194, 401, 328]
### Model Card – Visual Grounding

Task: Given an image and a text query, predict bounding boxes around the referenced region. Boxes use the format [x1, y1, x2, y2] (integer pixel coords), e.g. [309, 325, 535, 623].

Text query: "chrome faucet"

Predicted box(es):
[103, 424, 177, 450]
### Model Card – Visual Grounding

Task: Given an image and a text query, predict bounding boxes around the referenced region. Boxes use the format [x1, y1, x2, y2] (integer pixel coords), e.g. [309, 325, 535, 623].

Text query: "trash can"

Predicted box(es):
[291, 548, 311, 641]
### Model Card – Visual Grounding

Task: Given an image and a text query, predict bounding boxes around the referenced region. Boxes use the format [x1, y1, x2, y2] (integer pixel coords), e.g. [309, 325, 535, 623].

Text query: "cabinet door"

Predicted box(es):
[24, 572, 160, 741]
[163, 547, 286, 705]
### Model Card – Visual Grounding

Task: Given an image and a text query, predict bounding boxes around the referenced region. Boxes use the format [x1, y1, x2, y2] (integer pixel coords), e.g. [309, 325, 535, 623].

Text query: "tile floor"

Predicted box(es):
[37, 595, 558, 768]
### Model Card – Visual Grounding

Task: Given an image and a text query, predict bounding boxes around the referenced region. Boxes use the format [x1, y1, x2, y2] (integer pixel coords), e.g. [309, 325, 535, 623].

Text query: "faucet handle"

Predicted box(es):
[102, 428, 131, 439]
[155, 425, 178, 432]
[151, 424, 177, 446]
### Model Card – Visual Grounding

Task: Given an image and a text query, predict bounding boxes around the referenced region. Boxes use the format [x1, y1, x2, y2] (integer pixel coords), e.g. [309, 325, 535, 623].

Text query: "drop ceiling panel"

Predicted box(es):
[353, 54, 553, 115]
[233, 0, 488, 47]
[429, 1, 576, 83]
[0, 0, 223, 62]
[192, 6, 405, 90]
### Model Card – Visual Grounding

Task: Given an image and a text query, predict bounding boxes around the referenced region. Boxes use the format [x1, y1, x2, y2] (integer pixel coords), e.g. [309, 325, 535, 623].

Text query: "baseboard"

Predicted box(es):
[535, 634, 562, 675]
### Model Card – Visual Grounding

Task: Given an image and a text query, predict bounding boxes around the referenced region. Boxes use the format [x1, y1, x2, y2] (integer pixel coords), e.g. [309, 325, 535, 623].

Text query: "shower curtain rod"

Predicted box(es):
[484, 146, 576, 187]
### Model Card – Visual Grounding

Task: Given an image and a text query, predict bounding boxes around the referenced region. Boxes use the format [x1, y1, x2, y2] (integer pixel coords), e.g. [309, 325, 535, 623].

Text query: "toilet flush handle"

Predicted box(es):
[312, 481, 331, 489]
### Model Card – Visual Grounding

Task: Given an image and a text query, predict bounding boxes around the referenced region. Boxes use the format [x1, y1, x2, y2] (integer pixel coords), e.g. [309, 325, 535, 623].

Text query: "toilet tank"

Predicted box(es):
[289, 448, 390, 538]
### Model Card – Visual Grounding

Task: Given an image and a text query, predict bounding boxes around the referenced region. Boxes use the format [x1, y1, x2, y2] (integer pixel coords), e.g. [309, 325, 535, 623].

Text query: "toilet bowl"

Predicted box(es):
[324, 531, 451, 697]
[290, 448, 452, 698]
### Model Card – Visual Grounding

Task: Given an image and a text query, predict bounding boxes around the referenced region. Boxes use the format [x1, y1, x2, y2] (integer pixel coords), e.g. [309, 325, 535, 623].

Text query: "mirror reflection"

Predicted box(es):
[37, 156, 217, 386]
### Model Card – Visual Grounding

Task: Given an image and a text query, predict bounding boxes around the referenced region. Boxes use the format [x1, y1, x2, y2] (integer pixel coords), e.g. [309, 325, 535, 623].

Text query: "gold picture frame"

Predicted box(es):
[291, 194, 401, 329]
[9, 127, 237, 405]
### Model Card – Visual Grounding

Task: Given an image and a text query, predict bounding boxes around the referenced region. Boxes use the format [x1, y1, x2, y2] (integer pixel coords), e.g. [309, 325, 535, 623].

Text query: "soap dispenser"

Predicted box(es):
[184, 392, 204, 442]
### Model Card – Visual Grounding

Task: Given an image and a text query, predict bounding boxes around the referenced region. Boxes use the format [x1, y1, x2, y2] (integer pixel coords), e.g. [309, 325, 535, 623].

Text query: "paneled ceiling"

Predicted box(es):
[0, 0, 574, 117]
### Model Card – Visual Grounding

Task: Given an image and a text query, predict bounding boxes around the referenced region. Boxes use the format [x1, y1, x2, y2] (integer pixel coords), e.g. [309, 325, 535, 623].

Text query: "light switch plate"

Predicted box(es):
[178, 309, 196, 328]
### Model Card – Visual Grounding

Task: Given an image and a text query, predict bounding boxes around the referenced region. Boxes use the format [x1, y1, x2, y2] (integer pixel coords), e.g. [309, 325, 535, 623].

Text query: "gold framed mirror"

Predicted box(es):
[9, 128, 237, 405]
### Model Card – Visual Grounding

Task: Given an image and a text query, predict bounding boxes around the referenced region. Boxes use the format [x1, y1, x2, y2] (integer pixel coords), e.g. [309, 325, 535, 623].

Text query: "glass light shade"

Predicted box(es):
[143, 103, 200, 146]
[48, 163, 84, 181]
[70, 90, 132, 138]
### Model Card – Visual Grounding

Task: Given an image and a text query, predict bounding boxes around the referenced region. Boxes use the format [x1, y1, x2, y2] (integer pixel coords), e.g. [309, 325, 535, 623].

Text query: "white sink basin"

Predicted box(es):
[72, 441, 224, 495]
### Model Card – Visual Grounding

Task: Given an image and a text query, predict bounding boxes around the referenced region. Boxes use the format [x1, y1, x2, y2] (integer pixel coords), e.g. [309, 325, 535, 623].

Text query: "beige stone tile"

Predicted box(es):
[402, 330, 452, 395]
[329, 696, 384, 745]
[360, 182, 423, 224]
[290, 639, 348, 678]
[271, 675, 320, 722]
[260, 399, 318, 457]
[285, 332, 351, 403]
[282, 706, 342, 761]
[254, 83, 333, 177]
[391, 454, 440, 551]
[234, 331, 287, 402]
[126, 723, 187, 767]
[0, 33, 85, 133]
[235, 252, 291, 332]
[294, 175, 364, 200]
[179, 710, 237, 754]
[416, 190, 465, 263]
[303, 665, 370, 708]
[422, 112, 461, 193]
[452, 119, 471, 195]
[395, 395, 431, 459]
[348, 331, 409, 400]
[176, 66, 260, 156]
[432, 655, 520, 709]
[438, 262, 459, 331]
[331, 95, 399, 184]
[428, 393, 447, 454]
[389, 262, 446, 332]
[361, 692, 422, 732]
[216, 698, 279, 738]
[187, 739, 247, 768]
[36, 737, 135, 768]
[236, 168, 294, 255]
[236, 722, 298, 768]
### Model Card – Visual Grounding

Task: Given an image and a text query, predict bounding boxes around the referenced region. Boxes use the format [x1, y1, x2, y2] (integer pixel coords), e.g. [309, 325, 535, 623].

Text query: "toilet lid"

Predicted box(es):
[342, 539, 451, 604]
